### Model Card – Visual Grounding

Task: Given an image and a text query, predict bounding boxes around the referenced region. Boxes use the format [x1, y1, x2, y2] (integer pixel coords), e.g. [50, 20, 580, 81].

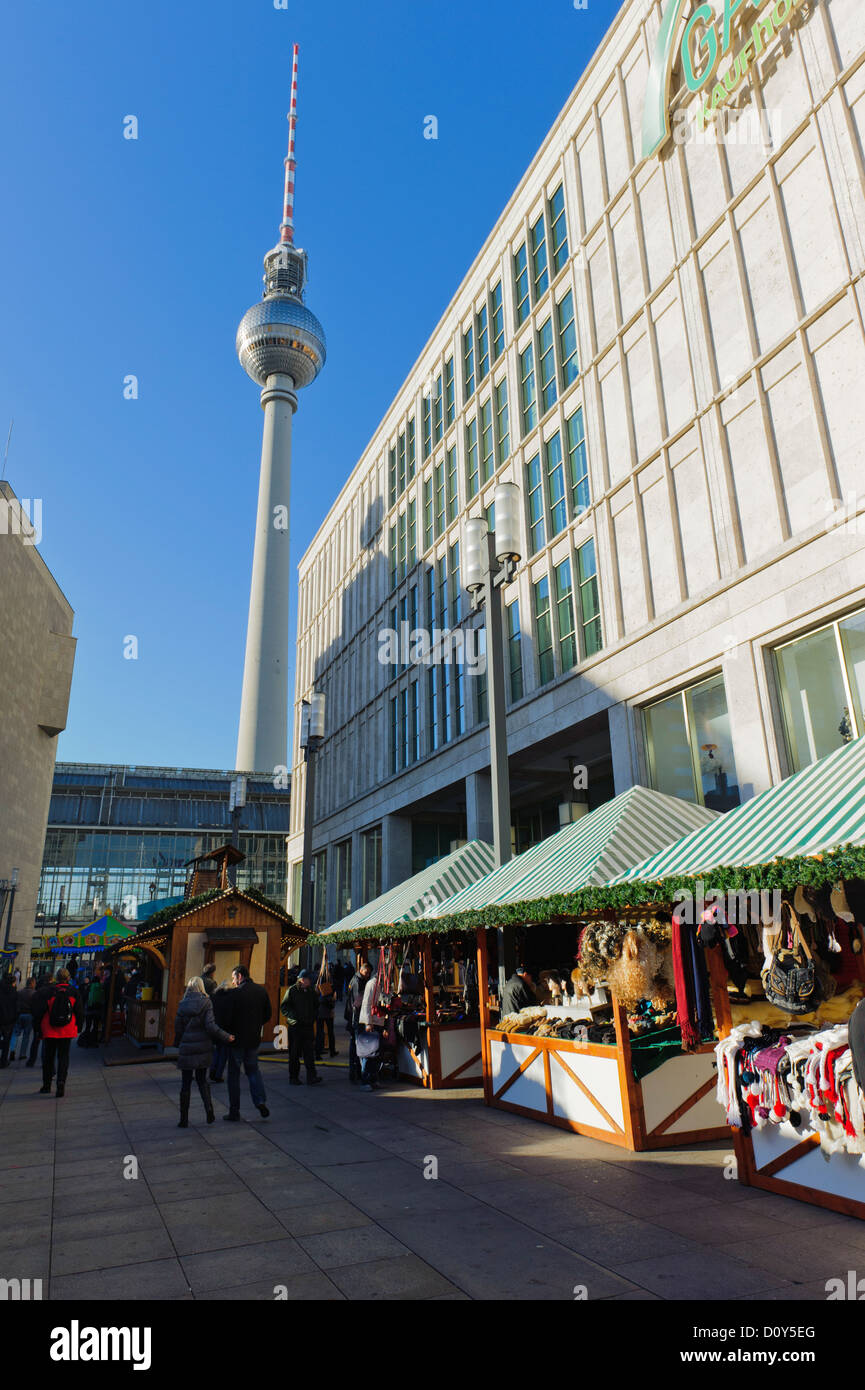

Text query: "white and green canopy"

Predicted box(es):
[314, 839, 496, 943]
[609, 735, 865, 886]
[423, 785, 715, 923]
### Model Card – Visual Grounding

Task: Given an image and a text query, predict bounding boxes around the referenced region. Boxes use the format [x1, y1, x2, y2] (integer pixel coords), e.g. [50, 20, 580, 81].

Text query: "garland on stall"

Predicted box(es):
[307, 844, 865, 947]
[115, 886, 297, 944]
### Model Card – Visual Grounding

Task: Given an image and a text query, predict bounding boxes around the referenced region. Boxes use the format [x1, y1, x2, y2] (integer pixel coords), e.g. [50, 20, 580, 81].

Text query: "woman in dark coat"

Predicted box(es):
[173, 977, 233, 1127]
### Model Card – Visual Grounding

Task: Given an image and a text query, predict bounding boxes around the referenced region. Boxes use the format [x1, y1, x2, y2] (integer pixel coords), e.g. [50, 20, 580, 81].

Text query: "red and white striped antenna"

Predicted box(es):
[279, 43, 300, 245]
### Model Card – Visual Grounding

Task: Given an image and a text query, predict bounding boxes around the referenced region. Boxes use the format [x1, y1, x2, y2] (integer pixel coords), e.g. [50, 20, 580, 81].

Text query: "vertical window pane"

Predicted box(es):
[549, 185, 569, 274]
[545, 431, 566, 537]
[388, 449, 397, 508]
[476, 304, 489, 382]
[433, 374, 443, 444]
[398, 511, 407, 579]
[491, 282, 505, 361]
[389, 523, 397, 590]
[407, 417, 416, 479]
[424, 476, 433, 551]
[480, 398, 494, 485]
[390, 695, 399, 773]
[495, 378, 510, 463]
[361, 826, 382, 904]
[534, 576, 554, 685]
[463, 325, 475, 399]
[538, 318, 557, 413]
[410, 680, 420, 763]
[514, 243, 530, 326]
[567, 409, 590, 515]
[445, 357, 455, 425]
[520, 344, 537, 436]
[557, 289, 579, 387]
[526, 453, 545, 554]
[449, 541, 461, 625]
[577, 537, 602, 656]
[454, 660, 465, 735]
[446, 445, 458, 522]
[687, 675, 740, 811]
[441, 663, 451, 743]
[422, 394, 431, 460]
[644, 694, 692, 802]
[437, 555, 449, 631]
[466, 417, 479, 499]
[408, 499, 417, 569]
[554, 558, 577, 672]
[427, 668, 439, 752]
[839, 611, 865, 738]
[531, 214, 549, 300]
[397, 431, 406, 494]
[507, 600, 523, 703]
[434, 461, 445, 538]
[776, 627, 853, 771]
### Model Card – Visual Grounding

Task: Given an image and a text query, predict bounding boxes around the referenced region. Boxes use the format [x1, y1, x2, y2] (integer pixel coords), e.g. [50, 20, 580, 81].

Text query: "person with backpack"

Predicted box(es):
[81, 974, 106, 1048]
[34, 968, 84, 1096]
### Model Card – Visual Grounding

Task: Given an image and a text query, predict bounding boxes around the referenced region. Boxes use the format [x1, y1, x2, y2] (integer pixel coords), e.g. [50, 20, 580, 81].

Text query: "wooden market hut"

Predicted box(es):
[102, 845, 307, 1048]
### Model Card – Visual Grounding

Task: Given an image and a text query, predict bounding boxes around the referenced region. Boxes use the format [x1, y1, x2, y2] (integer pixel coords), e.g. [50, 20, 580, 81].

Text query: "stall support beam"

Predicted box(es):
[420, 935, 436, 1089]
[476, 926, 493, 1105]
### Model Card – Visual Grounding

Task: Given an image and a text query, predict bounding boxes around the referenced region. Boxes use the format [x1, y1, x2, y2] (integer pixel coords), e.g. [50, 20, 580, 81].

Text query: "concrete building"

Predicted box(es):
[35, 764, 292, 937]
[288, 0, 865, 929]
[0, 482, 76, 969]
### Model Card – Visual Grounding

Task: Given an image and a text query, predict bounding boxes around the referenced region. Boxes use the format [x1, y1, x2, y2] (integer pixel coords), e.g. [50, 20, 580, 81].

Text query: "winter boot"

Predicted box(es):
[178, 1093, 190, 1128]
[198, 1076, 215, 1124]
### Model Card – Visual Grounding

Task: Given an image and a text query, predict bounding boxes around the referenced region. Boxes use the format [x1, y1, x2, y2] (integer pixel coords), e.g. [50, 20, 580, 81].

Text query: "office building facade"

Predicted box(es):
[288, 0, 865, 928]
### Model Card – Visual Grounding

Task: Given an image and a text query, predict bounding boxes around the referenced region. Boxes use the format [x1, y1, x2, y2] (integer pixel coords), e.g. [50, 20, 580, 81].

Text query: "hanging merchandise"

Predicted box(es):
[671, 908, 713, 1052]
[761, 901, 820, 1015]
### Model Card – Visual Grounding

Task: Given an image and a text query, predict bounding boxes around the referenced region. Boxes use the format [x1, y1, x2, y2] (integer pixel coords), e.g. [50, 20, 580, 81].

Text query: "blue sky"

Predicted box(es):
[1, 0, 617, 771]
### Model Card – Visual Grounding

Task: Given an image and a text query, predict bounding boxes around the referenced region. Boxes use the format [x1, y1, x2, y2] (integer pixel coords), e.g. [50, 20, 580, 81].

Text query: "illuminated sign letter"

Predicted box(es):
[682, 4, 719, 92]
[641, 0, 689, 160]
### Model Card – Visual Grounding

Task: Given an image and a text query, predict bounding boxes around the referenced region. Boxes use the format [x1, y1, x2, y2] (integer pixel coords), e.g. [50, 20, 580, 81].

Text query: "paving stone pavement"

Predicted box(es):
[1, 1046, 862, 1301]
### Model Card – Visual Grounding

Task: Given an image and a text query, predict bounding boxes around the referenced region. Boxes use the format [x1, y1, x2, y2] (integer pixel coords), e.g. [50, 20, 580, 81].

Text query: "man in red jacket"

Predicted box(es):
[33, 968, 84, 1097]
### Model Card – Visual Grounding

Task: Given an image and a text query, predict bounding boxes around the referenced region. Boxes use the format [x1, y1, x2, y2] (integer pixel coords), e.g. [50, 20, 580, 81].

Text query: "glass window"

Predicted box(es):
[531, 215, 549, 301]
[409, 680, 420, 763]
[388, 449, 397, 509]
[475, 631, 488, 725]
[408, 499, 417, 569]
[423, 476, 433, 551]
[335, 839, 352, 919]
[407, 417, 416, 480]
[449, 541, 461, 626]
[567, 409, 590, 516]
[399, 687, 409, 769]
[389, 523, 397, 590]
[444, 357, 455, 426]
[555, 558, 577, 673]
[422, 394, 431, 460]
[507, 600, 523, 703]
[433, 374, 443, 445]
[360, 825, 382, 905]
[538, 318, 557, 414]
[463, 324, 475, 399]
[397, 431, 406, 495]
[476, 304, 489, 383]
[526, 453, 545, 554]
[776, 611, 865, 771]
[534, 576, 554, 686]
[466, 417, 479, 499]
[434, 460, 445, 538]
[311, 850, 327, 930]
[644, 674, 740, 810]
[426, 564, 436, 629]
[454, 659, 465, 735]
[446, 445, 458, 522]
[479, 398, 494, 485]
[495, 378, 510, 464]
[398, 511, 407, 580]
[520, 344, 538, 436]
[557, 289, 579, 388]
[491, 282, 505, 361]
[441, 663, 452, 743]
[514, 243, 530, 326]
[437, 554, 449, 631]
[545, 431, 567, 538]
[577, 537, 602, 658]
[549, 185, 568, 274]
[427, 667, 439, 752]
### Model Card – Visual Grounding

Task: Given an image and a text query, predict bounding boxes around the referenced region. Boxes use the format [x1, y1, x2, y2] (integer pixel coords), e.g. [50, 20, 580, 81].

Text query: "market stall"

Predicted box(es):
[425, 785, 729, 1148]
[310, 840, 495, 1088]
[610, 735, 865, 1213]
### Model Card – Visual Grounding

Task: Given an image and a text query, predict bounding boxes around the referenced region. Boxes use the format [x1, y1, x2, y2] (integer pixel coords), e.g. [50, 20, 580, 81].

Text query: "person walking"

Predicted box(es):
[281, 969, 321, 1085]
[315, 974, 338, 1062]
[26, 975, 54, 1068]
[0, 975, 17, 1068]
[201, 963, 217, 997]
[10, 976, 37, 1062]
[81, 974, 105, 1048]
[34, 968, 84, 1096]
[223, 964, 271, 1122]
[345, 959, 372, 1084]
[208, 979, 235, 1082]
[172, 977, 234, 1127]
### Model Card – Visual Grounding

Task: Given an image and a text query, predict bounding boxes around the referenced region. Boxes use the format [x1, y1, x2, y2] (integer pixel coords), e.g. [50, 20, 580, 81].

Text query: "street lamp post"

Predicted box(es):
[299, 692, 325, 946]
[228, 775, 247, 886]
[1, 867, 19, 962]
[464, 483, 522, 997]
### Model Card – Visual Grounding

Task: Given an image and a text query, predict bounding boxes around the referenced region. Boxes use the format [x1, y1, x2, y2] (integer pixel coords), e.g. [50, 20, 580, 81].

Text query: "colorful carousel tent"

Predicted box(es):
[423, 785, 717, 930]
[607, 735, 865, 893]
[41, 913, 136, 953]
[313, 840, 496, 945]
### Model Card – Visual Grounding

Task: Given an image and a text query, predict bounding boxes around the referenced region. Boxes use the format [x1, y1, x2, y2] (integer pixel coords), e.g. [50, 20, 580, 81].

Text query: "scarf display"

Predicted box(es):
[671, 917, 713, 1051]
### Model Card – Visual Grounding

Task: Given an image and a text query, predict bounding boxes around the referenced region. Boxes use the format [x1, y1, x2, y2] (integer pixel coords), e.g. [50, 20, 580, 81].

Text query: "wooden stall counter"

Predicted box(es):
[399, 1019, 483, 1089]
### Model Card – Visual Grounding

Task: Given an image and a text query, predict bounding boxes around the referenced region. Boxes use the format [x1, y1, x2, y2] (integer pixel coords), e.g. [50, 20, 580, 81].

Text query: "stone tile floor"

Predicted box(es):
[2, 1046, 863, 1301]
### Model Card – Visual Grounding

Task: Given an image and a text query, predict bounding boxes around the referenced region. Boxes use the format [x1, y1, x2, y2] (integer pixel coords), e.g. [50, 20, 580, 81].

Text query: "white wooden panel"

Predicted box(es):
[550, 1050, 624, 1131]
[438, 1025, 483, 1082]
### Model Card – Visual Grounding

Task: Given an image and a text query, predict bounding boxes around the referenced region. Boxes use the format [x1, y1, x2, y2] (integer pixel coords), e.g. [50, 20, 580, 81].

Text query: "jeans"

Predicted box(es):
[180, 1067, 211, 1116]
[315, 1017, 336, 1057]
[210, 1041, 229, 1080]
[227, 1045, 266, 1113]
[289, 1025, 317, 1080]
[42, 1037, 72, 1088]
[28, 1029, 42, 1066]
[11, 1013, 33, 1059]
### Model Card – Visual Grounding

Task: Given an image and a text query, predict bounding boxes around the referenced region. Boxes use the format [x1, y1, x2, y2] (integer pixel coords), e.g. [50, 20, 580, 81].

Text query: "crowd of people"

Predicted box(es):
[0, 952, 391, 1120]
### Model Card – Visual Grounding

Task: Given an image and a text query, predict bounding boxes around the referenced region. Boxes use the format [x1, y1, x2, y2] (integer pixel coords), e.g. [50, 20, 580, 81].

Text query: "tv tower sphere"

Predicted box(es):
[236, 245, 326, 389]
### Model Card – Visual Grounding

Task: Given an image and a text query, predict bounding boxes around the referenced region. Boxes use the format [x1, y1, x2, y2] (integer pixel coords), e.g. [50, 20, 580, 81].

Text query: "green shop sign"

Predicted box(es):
[642, 0, 809, 159]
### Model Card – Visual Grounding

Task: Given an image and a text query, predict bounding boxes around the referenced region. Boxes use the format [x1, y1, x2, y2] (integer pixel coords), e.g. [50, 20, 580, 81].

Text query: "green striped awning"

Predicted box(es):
[316, 839, 496, 940]
[609, 735, 865, 885]
[423, 786, 716, 919]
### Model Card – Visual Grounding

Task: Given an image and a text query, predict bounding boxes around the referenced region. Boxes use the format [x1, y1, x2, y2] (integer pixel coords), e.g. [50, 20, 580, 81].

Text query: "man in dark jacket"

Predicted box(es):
[27, 976, 54, 1067]
[280, 970, 321, 1086]
[500, 965, 537, 1018]
[223, 965, 271, 1121]
[0, 976, 17, 1068]
[345, 960, 372, 1084]
[11, 976, 36, 1062]
[209, 980, 234, 1082]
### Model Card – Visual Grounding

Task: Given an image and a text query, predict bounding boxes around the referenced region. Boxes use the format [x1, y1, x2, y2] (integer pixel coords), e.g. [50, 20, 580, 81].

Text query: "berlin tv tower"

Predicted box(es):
[235, 44, 326, 774]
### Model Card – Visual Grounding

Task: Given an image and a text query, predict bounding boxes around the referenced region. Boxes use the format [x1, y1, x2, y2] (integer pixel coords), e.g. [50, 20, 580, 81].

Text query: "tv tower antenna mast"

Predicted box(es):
[235, 43, 326, 775]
